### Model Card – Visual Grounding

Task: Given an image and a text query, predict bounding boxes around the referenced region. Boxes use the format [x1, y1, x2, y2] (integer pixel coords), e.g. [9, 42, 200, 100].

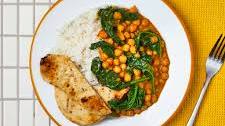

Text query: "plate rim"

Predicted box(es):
[29, 0, 194, 125]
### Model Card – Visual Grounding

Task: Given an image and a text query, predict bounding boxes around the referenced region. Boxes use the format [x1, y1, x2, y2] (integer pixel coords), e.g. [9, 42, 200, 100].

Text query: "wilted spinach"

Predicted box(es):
[116, 8, 139, 21]
[98, 6, 139, 45]
[135, 31, 162, 55]
[141, 53, 153, 63]
[91, 57, 150, 90]
[90, 41, 114, 57]
[108, 85, 145, 110]
[149, 42, 161, 56]
[126, 55, 155, 94]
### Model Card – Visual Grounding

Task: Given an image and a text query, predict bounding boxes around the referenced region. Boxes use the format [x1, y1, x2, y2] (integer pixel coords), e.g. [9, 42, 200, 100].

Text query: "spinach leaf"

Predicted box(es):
[141, 53, 152, 63]
[129, 76, 149, 86]
[116, 8, 139, 21]
[108, 85, 145, 110]
[149, 42, 162, 56]
[135, 31, 162, 55]
[91, 57, 102, 75]
[90, 41, 114, 57]
[91, 57, 127, 90]
[126, 55, 155, 94]
[98, 7, 124, 45]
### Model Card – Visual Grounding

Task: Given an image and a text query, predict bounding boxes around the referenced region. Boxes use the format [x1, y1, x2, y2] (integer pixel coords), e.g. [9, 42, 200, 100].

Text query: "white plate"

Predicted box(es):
[30, 0, 193, 125]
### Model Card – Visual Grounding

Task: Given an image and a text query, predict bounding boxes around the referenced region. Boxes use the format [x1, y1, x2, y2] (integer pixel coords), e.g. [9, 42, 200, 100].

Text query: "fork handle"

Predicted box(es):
[187, 75, 212, 126]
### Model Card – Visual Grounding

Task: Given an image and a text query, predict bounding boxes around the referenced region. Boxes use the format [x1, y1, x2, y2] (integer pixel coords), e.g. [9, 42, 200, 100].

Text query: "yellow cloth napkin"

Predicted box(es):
[164, 0, 225, 125]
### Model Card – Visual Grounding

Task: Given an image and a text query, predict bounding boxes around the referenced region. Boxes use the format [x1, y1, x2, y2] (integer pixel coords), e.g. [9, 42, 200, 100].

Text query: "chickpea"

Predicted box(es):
[124, 73, 131, 82]
[162, 58, 170, 66]
[119, 71, 125, 78]
[141, 18, 150, 27]
[130, 33, 135, 38]
[119, 55, 127, 63]
[120, 110, 126, 116]
[98, 30, 108, 39]
[124, 32, 130, 39]
[113, 59, 120, 66]
[151, 36, 158, 43]
[122, 44, 130, 52]
[138, 82, 145, 88]
[120, 64, 127, 71]
[134, 52, 141, 58]
[130, 46, 136, 54]
[155, 80, 159, 86]
[105, 38, 113, 45]
[154, 67, 158, 72]
[102, 62, 109, 69]
[132, 20, 141, 25]
[151, 95, 157, 103]
[106, 58, 113, 66]
[126, 110, 134, 116]
[162, 53, 167, 58]
[153, 51, 157, 55]
[139, 46, 145, 52]
[125, 21, 131, 25]
[114, 49, 123, 57]
[133, 69, 141, 76]
[146, 49, 153, 56]
[145, 95, 151, 103]
[100, 53, 108, 61]
[134, 109, 142, 114]
[155, 72, 159, 77]
[146, 88, 151, 95]
[153, 59, 160, 66]
[161, 66, 168, 73]
[113, 12, 122, 20]
[161, 73, 169, 80]
[159, 79, 165, 84]
[127, 39, 135, 46]
[122, 22, 127, 27]
[145, 83, 151, 90]
[145, 101, 151, 106]
[141, 106, 148, 111]
[113, 66, 122, 73]
[129, 5, 138, 13]
[135, 76, 141, 80]
[117, 24, 125, 32]
[117, 32, 125, 41]
[129, 24, 138, 32]
[139, 25, 144, 30]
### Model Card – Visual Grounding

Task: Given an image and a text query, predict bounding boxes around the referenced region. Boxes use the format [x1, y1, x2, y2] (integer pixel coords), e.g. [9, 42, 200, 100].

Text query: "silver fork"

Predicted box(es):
[187, 34, 225, 126]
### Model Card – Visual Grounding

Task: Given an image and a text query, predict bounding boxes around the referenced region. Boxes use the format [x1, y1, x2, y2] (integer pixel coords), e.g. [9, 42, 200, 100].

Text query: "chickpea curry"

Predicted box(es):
[90, 6, 170, 116]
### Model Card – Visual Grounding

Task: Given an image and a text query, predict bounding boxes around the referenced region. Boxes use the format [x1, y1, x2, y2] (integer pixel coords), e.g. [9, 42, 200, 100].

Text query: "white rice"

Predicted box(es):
[51, 9, 101, 85]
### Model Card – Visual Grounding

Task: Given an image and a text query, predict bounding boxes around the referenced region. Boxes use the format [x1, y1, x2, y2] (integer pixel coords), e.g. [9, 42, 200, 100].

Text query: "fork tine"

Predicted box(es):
[209, 34, 223, 57]
[218, 36, 225, 61]
[223, 51, 225, 62]
[215, 36, 225, 59]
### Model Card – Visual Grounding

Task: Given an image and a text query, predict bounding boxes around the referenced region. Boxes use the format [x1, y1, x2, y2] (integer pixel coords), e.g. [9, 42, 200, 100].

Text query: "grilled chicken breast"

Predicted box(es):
[40, 54, 111, 126]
